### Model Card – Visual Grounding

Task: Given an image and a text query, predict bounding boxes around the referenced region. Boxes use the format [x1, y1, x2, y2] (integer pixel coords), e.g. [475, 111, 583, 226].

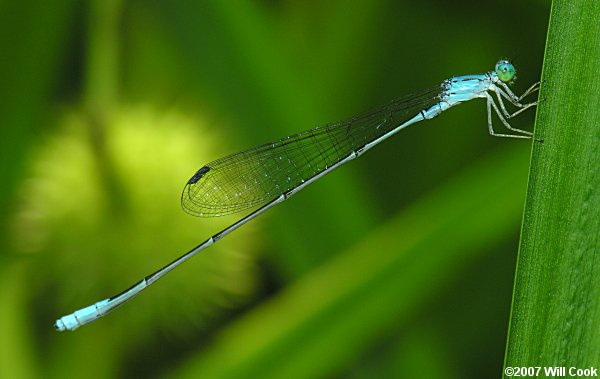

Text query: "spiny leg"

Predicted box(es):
[494, 89, 538, 119]
[488, 94, 533, 135]
[495, 84, 539, 108]
[486, 94, 532, 139]
[496, 80, 541, 104]
[518, 81, 542, 100]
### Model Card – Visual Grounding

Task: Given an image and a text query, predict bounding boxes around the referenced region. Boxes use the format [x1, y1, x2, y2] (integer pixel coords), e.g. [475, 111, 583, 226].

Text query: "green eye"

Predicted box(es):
[495, 60, 516, 83]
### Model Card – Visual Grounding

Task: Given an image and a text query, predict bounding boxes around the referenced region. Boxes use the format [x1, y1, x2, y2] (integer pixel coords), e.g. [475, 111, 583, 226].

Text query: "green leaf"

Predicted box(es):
[504, 0, 600, 371]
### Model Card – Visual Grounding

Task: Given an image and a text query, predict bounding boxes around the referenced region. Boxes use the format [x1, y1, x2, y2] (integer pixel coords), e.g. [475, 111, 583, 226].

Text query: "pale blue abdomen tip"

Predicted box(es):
[55, 299, 110, 332]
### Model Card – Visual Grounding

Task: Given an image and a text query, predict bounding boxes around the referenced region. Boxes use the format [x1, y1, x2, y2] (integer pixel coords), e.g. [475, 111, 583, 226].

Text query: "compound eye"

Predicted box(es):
[495, 60, 516, 83]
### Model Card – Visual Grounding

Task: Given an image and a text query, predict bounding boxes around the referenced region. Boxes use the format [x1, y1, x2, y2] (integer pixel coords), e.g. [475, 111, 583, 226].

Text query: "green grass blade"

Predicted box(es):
[504, 0, 600, 372]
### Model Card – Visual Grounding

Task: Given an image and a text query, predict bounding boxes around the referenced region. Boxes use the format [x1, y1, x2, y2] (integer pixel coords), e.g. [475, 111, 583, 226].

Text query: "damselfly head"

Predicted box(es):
[495, 60, 517, 84]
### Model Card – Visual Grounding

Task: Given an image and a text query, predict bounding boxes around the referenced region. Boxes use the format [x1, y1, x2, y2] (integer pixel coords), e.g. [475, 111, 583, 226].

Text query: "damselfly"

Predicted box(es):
[55, 59, 540, 331]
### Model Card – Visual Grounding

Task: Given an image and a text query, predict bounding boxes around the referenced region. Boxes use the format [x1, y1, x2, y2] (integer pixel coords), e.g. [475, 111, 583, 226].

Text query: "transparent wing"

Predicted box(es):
[182, 86, 442, 217]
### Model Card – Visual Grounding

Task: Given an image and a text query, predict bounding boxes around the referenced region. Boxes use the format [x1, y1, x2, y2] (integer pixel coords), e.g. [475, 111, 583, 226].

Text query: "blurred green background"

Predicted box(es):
[0, 0, 550, 378]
